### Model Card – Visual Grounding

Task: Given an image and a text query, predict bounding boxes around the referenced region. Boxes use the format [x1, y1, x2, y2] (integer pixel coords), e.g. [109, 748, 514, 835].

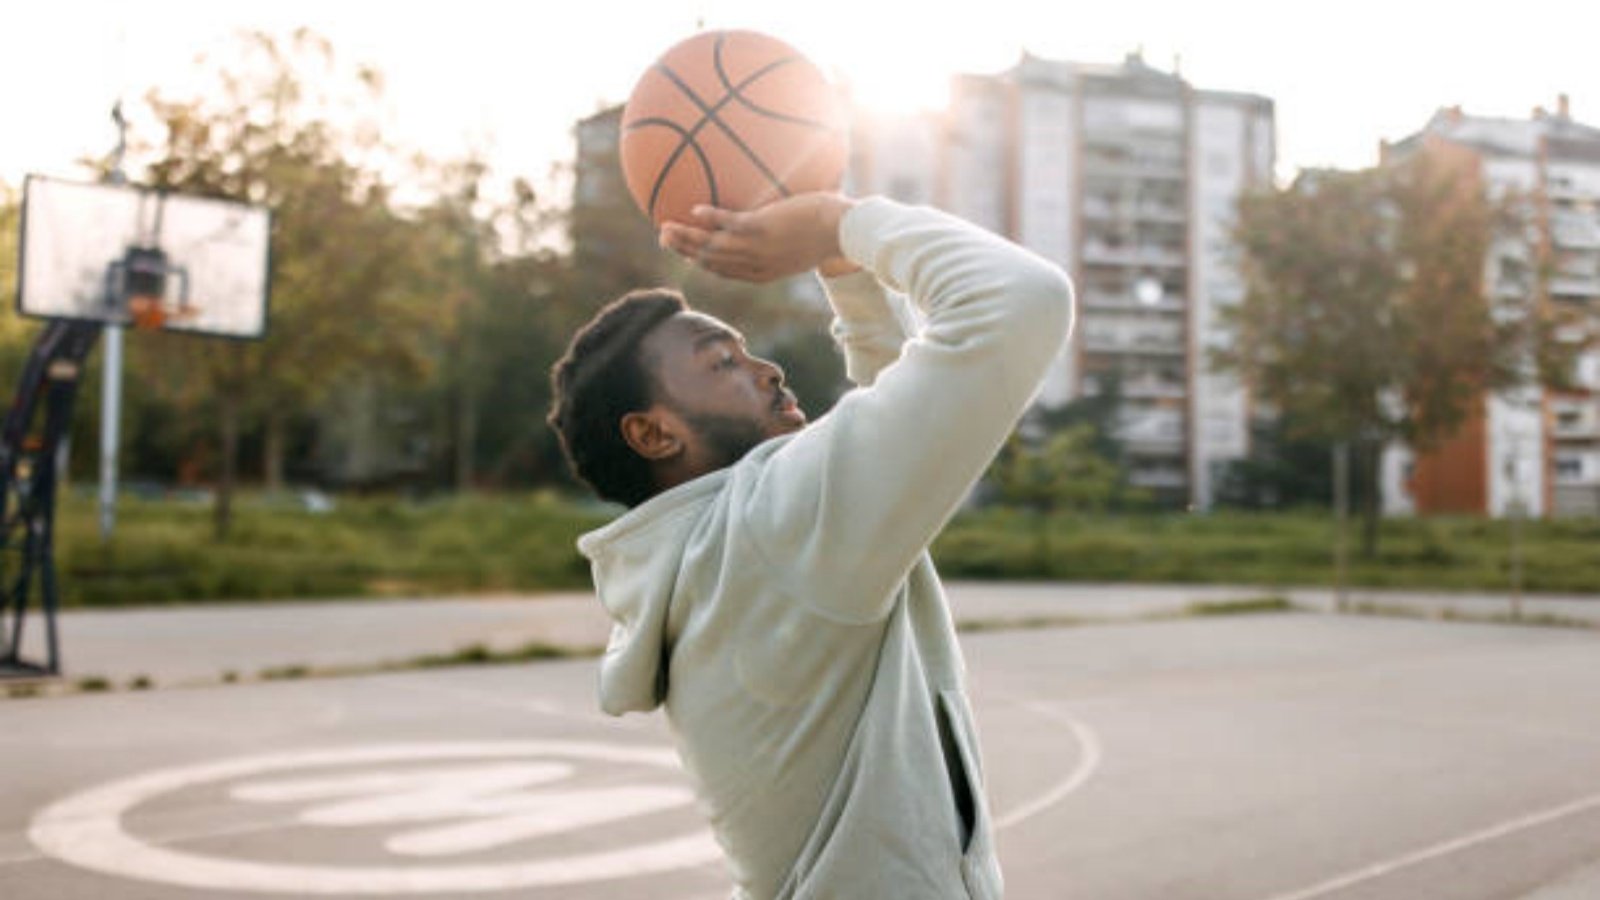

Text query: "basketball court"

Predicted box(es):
[3, 612, 1598, 899]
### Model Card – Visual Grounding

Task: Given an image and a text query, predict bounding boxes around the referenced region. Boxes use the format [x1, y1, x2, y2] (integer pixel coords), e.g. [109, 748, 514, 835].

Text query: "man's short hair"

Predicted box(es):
[547, 288, 688, 507]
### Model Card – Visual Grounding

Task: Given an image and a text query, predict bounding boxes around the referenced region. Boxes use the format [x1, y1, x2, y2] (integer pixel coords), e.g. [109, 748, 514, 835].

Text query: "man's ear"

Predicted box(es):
[620, 409, 683, 462]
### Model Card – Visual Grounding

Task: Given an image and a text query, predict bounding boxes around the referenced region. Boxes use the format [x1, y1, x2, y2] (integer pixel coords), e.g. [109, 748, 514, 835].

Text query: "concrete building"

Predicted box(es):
[853, 52, 1274, 508]
[571, 106, 660, 273]
[1379, 98, 1600, 518]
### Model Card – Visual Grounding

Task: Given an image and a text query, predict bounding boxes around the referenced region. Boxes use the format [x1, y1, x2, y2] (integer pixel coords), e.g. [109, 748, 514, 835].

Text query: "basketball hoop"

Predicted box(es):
[17, 176, 270, 340]
[126, 296, 196, 331]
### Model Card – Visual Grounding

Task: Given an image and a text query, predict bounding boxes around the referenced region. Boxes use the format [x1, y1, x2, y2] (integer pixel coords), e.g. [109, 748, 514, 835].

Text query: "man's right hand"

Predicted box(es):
[659, 193, 857, 284]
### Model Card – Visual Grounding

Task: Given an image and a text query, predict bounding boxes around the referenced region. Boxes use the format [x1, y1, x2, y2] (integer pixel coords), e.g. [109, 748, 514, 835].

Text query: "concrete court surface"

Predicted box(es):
[12, 581, 1599, 689]
[2, 612, 1599, 899]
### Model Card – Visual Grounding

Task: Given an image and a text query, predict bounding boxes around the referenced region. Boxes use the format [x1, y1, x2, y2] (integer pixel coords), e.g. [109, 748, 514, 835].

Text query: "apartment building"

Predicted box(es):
[854, 52, 1274, 508]
[1381, 98, 1600, 518]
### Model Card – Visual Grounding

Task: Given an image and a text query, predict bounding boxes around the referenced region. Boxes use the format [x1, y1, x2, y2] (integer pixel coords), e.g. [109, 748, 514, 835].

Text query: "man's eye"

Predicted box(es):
[716, 354, 737, 369]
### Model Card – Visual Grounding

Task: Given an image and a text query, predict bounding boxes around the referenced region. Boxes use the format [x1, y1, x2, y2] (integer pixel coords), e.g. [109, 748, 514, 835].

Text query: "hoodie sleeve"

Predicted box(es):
[742, 198, 1074, 623]
[820, 269, 917, 388]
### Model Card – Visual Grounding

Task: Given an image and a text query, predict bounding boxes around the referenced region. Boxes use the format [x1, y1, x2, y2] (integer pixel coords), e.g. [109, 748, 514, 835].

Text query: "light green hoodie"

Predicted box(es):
[576, 198, 1074, 899]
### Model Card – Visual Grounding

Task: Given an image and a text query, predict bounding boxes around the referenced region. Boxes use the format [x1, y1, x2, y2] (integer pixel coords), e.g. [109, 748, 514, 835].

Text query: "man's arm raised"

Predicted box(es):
[664, 194, 1075, 622]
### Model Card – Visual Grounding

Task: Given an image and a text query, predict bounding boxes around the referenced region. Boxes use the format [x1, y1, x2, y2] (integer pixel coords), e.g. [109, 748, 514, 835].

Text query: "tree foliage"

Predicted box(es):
[990, 424, 1124, 513]
[1224, 148, 1545, 551]
[121, 29, 461, 534]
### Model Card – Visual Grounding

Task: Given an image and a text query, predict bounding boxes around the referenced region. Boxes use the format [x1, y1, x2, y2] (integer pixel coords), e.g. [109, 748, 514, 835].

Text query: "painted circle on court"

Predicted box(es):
[29, 741, 723, 894]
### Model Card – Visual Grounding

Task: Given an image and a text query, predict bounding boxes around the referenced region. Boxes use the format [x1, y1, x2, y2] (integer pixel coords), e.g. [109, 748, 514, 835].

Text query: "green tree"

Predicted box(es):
[1225, 150, 1539, 555]
[1214, 414, 1334, 510]
[991, 424, 1122, 513]
[129, 29, 447, 535]
[0, 180, 15, 300]
[0, 184, 46, 401]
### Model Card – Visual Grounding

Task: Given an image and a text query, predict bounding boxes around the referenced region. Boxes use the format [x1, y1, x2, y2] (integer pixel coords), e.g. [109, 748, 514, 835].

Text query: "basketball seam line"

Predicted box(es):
[628, 34, 817, 220]
[627, 117, 722, 216]
[645, 58, 795, 218]
[712, 36, 835, 131]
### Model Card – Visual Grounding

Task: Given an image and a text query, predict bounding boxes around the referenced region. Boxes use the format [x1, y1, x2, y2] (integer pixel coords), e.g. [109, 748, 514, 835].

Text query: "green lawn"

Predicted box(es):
[934, 507, 1600, 594]
[50, 491, 607, 606]
[31, 492, 1600, 607]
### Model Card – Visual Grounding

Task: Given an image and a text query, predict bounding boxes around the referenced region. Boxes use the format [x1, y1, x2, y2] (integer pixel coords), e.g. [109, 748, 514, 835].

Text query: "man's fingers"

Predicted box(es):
[690, 205, 753, 234]
[659, 222, 712, 258]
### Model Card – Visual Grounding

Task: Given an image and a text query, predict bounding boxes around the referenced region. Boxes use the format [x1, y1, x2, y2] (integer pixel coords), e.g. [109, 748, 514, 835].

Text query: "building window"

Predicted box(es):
[1556, 456, 1583, 481]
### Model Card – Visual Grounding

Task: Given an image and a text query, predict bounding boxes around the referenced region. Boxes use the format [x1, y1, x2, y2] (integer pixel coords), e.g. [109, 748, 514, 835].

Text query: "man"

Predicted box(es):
[547, 193, 1073, 899]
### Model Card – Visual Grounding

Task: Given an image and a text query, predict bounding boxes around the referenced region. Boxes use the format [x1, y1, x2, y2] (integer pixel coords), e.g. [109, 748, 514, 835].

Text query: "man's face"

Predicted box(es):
[640, 311, 807, 470]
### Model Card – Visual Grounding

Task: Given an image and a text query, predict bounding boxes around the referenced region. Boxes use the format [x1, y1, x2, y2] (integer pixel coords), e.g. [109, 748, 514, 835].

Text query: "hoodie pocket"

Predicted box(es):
[937, 689, 1004, 900]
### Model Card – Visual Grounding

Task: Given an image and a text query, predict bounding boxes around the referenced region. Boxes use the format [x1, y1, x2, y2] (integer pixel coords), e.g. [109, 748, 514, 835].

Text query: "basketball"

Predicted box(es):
[619, 30, 848, 228]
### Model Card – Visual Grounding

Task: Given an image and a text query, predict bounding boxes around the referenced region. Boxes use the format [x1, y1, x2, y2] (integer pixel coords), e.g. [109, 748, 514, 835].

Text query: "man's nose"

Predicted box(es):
[754, 356, 785, 384]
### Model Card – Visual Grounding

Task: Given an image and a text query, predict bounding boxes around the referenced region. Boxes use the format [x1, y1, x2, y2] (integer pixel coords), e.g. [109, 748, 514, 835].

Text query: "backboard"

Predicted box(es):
[16, 175, 271, 339]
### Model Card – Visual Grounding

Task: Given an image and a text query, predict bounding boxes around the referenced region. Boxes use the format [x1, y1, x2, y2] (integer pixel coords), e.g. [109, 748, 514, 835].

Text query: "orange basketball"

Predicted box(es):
[619, 30, 848, 228]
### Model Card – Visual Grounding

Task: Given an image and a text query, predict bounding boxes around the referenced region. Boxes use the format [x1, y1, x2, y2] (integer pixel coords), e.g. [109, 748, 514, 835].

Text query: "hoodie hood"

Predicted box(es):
[577, 469, 731, 716]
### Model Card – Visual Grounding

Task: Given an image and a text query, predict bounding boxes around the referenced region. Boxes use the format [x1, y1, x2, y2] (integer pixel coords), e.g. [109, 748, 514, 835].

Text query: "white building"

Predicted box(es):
[852, 52, 1274, 508]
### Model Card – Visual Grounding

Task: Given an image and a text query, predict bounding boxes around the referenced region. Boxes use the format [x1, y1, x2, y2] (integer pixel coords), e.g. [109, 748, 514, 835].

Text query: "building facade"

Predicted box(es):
[1380, 99, 1600, 518]
[853, 52, 1274, 508]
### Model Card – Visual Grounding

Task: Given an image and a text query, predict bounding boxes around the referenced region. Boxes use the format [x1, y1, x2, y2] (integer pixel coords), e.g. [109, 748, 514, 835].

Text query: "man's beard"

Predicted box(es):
[682, 412, 770, 470]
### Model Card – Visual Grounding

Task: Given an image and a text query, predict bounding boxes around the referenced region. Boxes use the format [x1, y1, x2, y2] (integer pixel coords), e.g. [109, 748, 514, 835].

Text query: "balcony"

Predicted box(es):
[1116, 411, 1186, 455]
[1129, 468, 1188, 490]
[1546, 181, 1591, 202]
[1082, 374, 1187, 400]
[1081, 291, 1186, 314]
[1123, 376, 1188, 399]
[1552, 419, 1600, 441]
[1549, 275, 1600, 298]
[1082, 242, 1187, 269]
[1552, 217, 1600, 250]
[1082, 322, 1186, 357]
[1082, 199, 1186, 224]
[1135, 201, 1187, 223]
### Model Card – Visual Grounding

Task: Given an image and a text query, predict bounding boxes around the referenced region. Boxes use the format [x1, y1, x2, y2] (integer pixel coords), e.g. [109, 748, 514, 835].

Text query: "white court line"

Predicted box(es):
[0, 816, 303, 869]
[994, 701, 1103, 831]
[1257, 788, 1600, 900]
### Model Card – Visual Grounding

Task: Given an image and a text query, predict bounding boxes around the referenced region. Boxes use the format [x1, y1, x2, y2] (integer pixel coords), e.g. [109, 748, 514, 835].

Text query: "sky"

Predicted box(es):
[4, 0, 1595, 194]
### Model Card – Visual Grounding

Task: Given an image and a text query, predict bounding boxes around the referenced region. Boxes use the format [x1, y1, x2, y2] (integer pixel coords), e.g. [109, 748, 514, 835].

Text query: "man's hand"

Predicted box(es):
[659, 193, 859, 283]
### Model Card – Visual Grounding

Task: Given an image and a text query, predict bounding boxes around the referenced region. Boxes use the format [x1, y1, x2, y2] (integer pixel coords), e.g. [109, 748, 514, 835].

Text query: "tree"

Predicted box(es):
[1214, 414, 1334, 510]
[990, 424, 1123, 513]
[1224, 150, 1537, 555]
[0, 181, 14, 300]
[129, 29, 448, 535]
[0, 184, 47, 411]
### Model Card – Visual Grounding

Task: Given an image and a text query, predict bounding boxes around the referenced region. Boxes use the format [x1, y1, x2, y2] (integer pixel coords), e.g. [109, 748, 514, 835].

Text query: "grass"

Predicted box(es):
[50, 489, 608, 607]
[1187, 596, 1295, 616]
[1349, 601, 1600, 632]
[932, 508, 1600, 594]
[26, 491, 1600, 607]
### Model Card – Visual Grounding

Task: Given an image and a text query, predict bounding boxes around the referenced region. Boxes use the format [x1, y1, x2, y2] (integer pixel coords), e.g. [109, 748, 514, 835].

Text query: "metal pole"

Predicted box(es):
[1333, 442, 1349, 614]
[1510, 497, 1524, 621]
[1507, 447, 1525, 622]
[99, 102, 128, 544]
[98, 327, 123, 543]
